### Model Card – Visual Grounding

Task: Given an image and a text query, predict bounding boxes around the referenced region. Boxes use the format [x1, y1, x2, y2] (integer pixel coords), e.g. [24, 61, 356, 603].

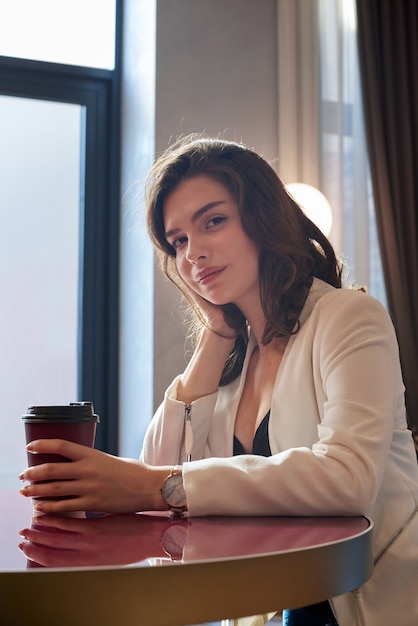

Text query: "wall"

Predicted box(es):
[153, 0, 278, 408]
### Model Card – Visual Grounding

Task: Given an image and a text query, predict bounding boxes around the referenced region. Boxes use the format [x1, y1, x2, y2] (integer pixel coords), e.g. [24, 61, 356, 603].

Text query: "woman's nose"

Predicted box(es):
[185, 237, 207, 263]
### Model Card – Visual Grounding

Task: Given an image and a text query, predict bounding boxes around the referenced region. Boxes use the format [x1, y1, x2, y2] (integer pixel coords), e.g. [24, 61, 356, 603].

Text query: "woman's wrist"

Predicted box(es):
[140, 465, 174, 512]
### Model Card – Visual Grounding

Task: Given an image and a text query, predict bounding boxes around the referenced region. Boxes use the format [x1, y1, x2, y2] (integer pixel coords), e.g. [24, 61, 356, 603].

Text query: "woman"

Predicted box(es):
[20, 135, 418, 626]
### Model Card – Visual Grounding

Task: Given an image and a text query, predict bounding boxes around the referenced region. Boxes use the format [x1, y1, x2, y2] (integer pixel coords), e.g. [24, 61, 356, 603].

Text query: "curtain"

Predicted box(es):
[356, 0, 418, 454]
[276, 0, 321, 188]
[277, 0, 387, 303]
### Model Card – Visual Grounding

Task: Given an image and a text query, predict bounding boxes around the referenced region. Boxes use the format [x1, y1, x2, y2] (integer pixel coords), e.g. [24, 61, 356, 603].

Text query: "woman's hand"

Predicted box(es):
[19, 439, 171, 515]
[185, 287, 237, 339]
[174, 289, 239, 404]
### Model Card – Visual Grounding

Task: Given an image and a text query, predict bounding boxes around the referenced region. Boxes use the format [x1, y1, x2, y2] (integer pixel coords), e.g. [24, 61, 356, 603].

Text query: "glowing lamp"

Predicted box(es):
[286, 183, 333, 236]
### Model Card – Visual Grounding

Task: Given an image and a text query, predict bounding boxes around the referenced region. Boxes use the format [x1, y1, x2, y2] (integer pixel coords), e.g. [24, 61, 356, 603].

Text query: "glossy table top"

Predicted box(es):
[0, 488, 373, 625]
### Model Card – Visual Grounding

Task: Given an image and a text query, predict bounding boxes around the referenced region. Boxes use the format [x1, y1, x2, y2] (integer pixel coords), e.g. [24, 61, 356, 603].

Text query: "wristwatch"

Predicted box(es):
[160, 466, 187, 513]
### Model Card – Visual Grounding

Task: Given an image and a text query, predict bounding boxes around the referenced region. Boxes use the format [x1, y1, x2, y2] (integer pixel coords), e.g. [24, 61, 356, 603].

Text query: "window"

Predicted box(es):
[0, 0, 116, 69]
[319, 0, 386, 304]
[0, 96, 81, 485]
[0, 3, 121, 487]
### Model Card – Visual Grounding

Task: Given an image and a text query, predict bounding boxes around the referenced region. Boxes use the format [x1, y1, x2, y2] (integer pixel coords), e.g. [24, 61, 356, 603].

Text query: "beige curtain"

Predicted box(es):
[277, 0, 386, 290]
[276, 0, 321, 187]
[356, 0, 418, 455]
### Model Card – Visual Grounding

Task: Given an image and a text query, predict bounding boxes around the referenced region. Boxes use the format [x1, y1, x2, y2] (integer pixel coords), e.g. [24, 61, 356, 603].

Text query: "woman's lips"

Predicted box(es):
[197, 267, 225, 285]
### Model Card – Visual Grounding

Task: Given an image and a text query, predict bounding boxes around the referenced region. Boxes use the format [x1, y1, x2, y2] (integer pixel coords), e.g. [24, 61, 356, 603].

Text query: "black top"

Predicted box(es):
[233, 410, 272, 456]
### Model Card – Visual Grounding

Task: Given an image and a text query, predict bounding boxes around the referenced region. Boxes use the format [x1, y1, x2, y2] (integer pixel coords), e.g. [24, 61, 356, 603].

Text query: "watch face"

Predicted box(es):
[161, 471, 187, 513]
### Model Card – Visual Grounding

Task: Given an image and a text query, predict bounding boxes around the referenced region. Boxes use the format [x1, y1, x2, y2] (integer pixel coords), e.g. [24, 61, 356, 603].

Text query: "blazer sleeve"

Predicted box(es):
[140, 375, 218, 466]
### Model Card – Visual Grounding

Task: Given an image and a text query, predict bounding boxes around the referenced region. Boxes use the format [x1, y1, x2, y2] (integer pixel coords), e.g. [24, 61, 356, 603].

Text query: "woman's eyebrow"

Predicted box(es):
[165, 200, 227, 239]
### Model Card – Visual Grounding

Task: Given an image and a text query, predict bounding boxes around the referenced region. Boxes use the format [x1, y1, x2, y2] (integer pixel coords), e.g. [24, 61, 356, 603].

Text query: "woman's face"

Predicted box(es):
[163, 175, 260, 310]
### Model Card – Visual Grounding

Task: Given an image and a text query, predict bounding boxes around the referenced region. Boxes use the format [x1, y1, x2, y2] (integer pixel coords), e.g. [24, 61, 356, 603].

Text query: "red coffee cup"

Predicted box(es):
[22, 402, 100, 499]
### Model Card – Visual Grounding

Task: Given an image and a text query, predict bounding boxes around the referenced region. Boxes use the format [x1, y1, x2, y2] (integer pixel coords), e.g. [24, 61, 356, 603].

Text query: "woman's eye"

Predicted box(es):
[171, 235, 187, 249]
[207, 216, 226, 228]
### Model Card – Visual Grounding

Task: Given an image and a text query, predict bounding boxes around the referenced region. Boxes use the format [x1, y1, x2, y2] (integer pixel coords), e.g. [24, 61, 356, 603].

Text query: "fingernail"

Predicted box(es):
[26, 443, 34, 452]
[34, 503, 44, 512]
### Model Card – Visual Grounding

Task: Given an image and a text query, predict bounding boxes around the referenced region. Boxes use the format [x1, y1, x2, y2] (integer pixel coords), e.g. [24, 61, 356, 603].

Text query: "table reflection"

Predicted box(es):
[17, 510, 370, 570]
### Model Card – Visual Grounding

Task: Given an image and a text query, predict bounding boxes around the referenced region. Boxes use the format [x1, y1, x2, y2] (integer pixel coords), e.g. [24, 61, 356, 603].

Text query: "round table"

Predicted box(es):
[0, 488, 373, 625]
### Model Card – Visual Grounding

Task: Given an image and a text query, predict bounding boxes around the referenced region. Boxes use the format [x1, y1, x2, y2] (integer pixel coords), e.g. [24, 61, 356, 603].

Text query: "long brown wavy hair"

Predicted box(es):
[145, 134, 342, 385]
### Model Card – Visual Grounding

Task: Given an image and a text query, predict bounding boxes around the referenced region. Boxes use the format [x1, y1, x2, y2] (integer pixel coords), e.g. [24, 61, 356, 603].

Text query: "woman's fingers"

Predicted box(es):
[20, 479, 77, 500]
[25, 438, 93, 461]
[184, 289, 236, 337]
[19, 440, 99, 484]
[21, 462, 81, 484]
[19, 444, 95, 512]
[33, 496, 88, 515]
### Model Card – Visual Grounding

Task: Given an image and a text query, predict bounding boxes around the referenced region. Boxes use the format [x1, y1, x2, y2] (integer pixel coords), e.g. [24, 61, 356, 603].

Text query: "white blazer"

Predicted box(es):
[141, 278, 418, 626]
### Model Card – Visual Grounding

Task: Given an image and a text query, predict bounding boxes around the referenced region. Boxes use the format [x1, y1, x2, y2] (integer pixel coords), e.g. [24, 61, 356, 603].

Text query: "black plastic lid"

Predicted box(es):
[22, 402, 100, 423]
